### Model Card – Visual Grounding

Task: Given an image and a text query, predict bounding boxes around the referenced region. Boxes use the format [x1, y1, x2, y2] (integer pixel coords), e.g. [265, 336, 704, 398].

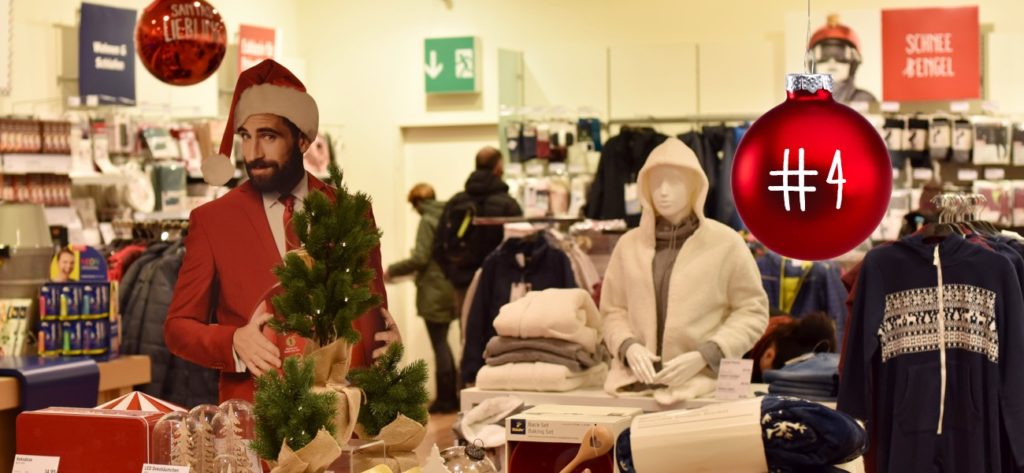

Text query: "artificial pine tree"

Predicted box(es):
[269, 159, 382, 345]
[252, 356, 338, 461]
[171, 420, 194, 467]
[348, 342, 429, 436]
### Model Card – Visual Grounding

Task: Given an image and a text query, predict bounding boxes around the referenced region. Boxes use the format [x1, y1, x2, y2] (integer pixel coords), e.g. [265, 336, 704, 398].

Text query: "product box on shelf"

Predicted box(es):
[39, 281, 118, 357]
[16, 407, 163, 473]
[505, 404, 642, 473]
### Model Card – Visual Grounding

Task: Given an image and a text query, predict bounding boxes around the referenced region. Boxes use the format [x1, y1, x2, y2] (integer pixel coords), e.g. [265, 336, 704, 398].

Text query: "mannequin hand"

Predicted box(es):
[653, 351, 705, 387]
[234, 302, 281, 376]
[625, 344, 660, 385]
[372, 308, 402, 359]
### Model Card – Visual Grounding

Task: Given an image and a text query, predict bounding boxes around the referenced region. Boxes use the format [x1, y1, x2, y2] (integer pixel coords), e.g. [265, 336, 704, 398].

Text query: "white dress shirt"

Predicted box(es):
[234, 173, 309, 372]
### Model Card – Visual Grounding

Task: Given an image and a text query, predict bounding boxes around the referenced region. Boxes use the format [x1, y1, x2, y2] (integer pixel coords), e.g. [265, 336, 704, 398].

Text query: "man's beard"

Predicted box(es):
[246, 147, 305, 193]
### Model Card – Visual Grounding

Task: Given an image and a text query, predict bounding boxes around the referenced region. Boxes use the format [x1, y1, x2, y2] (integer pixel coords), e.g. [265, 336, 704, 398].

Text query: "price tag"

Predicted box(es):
[548, 162, 567, 175]
[141, 465, 190, 473]
[13, 455, 60, 473]
[881, 101, 901, 113]
[985, 168, 1006, 180]
[912, 168, 934, 181]
[568, 163, 586, 174]
[714, 358, 754, 401]
[85, 95, 99, 107]
[525, 162, 545, 176]
[950, 101, 970, 113]
[957, 169, 979, 181]
[505, 162, 524, 177]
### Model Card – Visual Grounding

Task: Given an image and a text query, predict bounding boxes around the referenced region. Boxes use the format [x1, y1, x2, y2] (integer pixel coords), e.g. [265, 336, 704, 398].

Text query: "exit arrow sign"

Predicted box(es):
[424, 36, 480, 94]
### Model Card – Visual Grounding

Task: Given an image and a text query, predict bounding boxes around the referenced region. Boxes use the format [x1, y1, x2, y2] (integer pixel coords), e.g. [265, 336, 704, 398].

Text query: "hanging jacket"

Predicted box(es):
[585, 128, 667, 226]
[123, 241, 218, 407]
[387, 199, 457, 323]
[757, 252, 849, 347]
[601, 137, 769, 403]
[119, 242, 170, 313]
[461, 237, 576, 384]
[838, 233, 1024, 472]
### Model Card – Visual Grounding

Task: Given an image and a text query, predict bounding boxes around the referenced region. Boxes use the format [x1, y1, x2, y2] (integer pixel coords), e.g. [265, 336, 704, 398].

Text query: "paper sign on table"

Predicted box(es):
[715, 358, 754, 400]
[985, 168, 1006, 180]
[12, 455, 60, 473]
[142, 464, 190, 473]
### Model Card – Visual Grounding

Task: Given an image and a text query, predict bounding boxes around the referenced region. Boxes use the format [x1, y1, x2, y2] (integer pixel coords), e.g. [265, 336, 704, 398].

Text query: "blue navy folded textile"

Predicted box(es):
[763, 353, 840, 385]
[770, 379, 837, 393]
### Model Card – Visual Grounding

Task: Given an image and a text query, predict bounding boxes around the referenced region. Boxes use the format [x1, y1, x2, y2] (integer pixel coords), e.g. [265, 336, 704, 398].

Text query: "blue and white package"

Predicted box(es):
[82, 320, 108, 355]
[80, 284, 110, 320]
[39, 321, 62, 356]
[61, 320, 82, 355]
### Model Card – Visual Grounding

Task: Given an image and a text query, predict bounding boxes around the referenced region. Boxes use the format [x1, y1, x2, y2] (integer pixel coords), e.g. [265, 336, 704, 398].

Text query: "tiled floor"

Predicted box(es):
[415, 412, 459, 459]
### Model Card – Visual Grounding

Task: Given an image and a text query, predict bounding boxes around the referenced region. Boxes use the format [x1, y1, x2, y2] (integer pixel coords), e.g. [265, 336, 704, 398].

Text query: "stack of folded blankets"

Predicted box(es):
[476, 288, 607, 392]
[764, 353, 840, 402]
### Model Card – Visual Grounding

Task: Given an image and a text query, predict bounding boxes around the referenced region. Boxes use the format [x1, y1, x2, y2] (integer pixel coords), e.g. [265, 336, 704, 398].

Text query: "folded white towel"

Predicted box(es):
[492, 288, 601, 351]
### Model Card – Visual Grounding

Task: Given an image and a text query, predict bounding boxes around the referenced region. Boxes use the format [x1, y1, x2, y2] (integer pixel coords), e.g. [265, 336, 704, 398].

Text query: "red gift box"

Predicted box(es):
[16, 407, 163, 473]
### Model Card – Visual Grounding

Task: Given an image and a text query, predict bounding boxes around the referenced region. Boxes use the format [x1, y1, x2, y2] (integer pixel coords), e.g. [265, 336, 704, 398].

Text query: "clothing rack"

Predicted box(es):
[607, 113, 761, 126]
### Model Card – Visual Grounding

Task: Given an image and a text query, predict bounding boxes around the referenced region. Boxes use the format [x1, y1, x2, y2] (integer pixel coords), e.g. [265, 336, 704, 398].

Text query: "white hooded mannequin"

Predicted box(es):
[602, 138, 769, 405]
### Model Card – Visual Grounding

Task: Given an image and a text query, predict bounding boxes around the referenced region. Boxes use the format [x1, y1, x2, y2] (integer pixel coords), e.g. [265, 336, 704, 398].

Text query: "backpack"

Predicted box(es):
[433, 192, 490, 275]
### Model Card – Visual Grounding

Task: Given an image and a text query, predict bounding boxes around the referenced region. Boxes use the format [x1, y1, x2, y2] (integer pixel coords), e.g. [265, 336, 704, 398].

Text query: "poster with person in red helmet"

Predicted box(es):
[785, 10, 882, 109]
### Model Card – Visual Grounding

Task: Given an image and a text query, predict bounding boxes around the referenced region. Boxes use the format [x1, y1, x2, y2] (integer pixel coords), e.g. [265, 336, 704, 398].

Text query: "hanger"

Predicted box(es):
[558, 425, 614, 473]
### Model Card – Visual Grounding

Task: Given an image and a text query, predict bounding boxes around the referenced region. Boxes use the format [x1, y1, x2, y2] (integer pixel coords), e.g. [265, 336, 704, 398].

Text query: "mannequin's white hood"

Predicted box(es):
[636, 138, 710, 239]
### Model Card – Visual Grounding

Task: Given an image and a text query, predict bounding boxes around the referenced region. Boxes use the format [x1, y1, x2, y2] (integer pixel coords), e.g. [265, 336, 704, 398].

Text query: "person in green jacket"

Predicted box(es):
[384, 183, 459, 413]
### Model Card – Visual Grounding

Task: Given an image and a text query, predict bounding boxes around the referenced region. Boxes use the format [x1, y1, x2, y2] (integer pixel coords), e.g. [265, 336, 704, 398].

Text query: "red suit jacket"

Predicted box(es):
[164, 173, 388, 403]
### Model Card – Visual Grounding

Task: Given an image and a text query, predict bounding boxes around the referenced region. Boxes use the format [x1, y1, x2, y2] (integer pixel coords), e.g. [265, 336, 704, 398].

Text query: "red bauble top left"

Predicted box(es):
[136, 0, 227, 86]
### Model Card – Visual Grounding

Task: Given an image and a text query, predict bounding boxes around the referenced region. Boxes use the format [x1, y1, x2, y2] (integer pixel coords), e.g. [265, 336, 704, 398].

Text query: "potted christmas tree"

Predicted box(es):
[253, 160, 383, 472]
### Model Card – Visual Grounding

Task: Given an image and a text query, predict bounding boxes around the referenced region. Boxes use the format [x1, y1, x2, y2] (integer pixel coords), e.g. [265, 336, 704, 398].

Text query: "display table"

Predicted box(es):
[461, 384, 770, 413]
[0, 355, 151, 471]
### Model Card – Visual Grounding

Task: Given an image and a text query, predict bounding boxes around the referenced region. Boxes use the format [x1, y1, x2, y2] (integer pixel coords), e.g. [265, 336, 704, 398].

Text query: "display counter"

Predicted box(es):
[0, 355, 151, 471]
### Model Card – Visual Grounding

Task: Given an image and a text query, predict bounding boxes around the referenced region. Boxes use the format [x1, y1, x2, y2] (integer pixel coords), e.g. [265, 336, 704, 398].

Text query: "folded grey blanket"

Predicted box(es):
[484, 336, 600, 366]
[487, 349, 597, 372]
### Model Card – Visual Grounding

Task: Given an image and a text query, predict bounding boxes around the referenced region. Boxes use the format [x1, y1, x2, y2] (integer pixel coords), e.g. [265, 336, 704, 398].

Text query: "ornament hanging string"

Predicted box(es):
[805, 0, 816, 74]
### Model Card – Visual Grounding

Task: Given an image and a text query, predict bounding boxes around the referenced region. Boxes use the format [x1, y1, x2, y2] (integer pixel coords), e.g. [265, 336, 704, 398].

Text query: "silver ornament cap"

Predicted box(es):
[786, 73, 834, 94]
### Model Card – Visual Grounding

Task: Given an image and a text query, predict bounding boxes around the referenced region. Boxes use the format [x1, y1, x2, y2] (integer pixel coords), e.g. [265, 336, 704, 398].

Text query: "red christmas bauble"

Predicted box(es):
[732, 74, 892, 261]
[136, 0, 227, 86]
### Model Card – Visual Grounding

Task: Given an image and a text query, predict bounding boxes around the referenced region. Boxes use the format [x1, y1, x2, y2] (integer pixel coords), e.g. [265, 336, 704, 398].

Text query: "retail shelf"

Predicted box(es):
[399, 117, 499, 129]
[96, 355, 151, 393]
[69, 172, 132, 185]
[0, 153, 72, 175]
[0, 378, 15, 411]
[134, 210, 191, 221]
[43, 206, 78, 227]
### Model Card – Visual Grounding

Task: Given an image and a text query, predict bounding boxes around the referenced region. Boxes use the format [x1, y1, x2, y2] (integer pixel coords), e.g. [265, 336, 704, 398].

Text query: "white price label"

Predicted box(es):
[715, 358, 754, 401]
[881, 101, 901, 112]
[957, 169, 980, 181]
[548, 162, 567, 175]
[142, 464, 190, 473]
[912, 168, 934, 180]
[525, 162, 544, 176]
[85, 95, 99, 107]
[985, 168, 1006, 180]
[950, 101, 970, 113]
[13, 455, 60, 473]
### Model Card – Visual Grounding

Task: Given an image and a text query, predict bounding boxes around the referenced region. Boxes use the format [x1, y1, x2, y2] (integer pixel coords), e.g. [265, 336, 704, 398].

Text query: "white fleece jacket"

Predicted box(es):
[492, 288, 601, 352]
[601, 137, 769, 403]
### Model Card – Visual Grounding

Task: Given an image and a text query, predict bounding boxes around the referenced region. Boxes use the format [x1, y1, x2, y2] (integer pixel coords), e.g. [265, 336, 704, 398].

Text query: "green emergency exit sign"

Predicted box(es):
[424, 36, 480, 94]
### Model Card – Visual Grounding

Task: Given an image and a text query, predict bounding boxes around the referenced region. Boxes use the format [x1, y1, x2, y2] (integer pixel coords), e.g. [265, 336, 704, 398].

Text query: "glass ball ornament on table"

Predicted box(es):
[152, 411, 190, 466]
[441, 442, 499, 473]
[135, 0, 227, 85]
[190, 403, 222, 473]
[213, 399, 260, 473]
[731, 73, 892, 261]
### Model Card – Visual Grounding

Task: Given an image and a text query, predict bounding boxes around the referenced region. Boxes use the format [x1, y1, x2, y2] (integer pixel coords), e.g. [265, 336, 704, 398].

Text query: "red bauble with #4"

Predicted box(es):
[732, 74, 892, 261]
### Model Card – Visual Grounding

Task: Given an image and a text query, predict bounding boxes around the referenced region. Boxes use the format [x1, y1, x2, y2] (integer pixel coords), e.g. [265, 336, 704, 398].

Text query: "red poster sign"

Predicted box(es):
[238, 24, 276, 73]
[881, 6, 979, 101]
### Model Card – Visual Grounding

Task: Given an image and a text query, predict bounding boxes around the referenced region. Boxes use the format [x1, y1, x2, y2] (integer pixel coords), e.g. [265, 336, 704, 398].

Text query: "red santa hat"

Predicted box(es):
[809, 14, 861, 52]
[201, 59, 319, 186]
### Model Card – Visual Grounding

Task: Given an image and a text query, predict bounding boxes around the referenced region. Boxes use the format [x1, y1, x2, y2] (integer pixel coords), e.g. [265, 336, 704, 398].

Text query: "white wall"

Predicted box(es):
[295, 0, 1024, 377]
[0, 0, 302, 117]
